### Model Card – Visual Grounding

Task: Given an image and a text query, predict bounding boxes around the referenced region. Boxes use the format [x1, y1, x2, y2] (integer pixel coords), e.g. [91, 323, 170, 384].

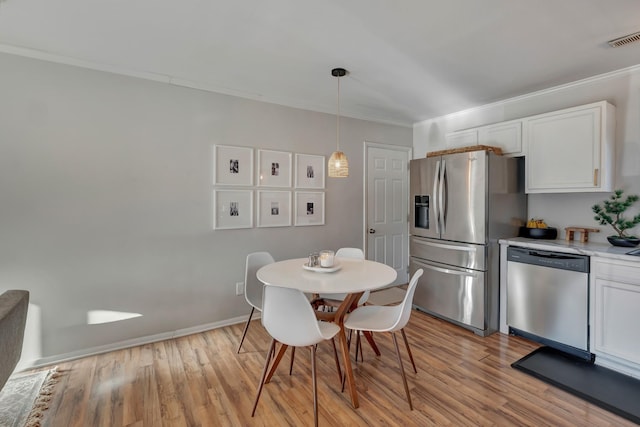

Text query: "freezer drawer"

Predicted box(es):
[410, 236, 486, 271]
[410, 257, 486, 331]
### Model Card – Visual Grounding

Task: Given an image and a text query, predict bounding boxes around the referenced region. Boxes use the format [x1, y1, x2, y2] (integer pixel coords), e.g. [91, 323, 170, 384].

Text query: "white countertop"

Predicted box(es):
[498, 237, 640, 263]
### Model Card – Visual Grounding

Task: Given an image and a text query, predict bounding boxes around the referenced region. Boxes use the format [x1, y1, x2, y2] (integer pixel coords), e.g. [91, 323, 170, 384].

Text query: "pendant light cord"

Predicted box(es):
[336, 73, 340, 152]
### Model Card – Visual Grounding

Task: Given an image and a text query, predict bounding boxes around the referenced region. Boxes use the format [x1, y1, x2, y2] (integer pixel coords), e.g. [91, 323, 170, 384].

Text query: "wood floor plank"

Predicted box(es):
[37, 309, 637, 427]
[121, 347, 140, 426]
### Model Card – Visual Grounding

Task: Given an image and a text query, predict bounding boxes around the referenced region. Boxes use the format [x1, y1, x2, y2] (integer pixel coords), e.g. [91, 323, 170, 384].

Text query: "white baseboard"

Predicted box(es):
[21, 313, 261, 370]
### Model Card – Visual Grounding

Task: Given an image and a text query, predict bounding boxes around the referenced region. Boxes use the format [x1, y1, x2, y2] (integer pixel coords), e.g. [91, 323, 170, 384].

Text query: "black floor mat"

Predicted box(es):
[512, 346, 640, 425]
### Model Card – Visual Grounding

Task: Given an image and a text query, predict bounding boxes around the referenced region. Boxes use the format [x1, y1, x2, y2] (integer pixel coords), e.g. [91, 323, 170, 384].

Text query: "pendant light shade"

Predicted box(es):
[328, 150, 349, 177]
[328, 68, 349, 178]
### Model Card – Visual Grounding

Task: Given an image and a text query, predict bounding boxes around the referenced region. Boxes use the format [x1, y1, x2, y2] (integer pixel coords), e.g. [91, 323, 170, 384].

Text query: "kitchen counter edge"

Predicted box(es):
[498, 237, 640, 263]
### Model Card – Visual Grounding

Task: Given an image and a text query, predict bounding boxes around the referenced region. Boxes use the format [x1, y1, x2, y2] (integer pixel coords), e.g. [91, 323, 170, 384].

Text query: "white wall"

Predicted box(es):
[0, 52, 412, 364]
[414, 66, 640, 243]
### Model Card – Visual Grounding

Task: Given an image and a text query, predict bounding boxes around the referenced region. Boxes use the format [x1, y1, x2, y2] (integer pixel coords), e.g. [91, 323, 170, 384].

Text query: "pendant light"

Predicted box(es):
[328, 67, 349, 178]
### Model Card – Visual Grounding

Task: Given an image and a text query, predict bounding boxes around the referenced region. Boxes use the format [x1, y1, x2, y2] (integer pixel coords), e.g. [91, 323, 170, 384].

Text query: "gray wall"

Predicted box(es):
[414, 67, 640, 243]
[0, 52, 412, 363]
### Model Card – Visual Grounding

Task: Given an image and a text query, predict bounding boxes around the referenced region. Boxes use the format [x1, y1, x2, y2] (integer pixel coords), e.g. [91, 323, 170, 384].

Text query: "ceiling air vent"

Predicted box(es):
[608, 31, 640, 48]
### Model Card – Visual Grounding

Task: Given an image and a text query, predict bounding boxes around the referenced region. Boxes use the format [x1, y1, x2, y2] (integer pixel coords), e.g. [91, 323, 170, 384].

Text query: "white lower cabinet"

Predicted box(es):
[590, 257, 640, 379]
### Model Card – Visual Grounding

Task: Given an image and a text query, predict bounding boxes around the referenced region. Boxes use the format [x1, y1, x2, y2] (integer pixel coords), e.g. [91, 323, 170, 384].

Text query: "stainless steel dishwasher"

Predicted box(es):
[506, 246, 592, 360]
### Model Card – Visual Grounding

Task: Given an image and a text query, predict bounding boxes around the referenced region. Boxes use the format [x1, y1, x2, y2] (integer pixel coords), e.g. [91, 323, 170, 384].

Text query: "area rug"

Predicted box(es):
[512, 346, 640, 424]
[0, 367, 58, 427]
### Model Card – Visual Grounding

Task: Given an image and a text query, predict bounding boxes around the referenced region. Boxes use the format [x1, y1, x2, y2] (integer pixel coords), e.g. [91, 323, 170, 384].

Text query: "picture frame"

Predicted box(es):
[295, 153, 325, 189]
[213, 189, 253, 229]
[294, 191, 325, 226]
[213, 145, 254, 186]
[257, 149, 292, 187]
[257, 190, 292, 227]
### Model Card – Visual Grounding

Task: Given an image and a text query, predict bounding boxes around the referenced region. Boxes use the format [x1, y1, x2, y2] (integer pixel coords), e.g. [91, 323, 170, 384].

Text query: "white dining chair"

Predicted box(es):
[343, 268, 424, 410]
[315, 247, 369, 308]
[237, 251, 275, 354]
[251, 285, 341, 427]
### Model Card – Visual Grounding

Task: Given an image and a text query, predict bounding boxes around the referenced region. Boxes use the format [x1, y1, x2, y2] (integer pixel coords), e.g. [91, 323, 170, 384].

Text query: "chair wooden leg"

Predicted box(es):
[355, 331, 361, 363]
[265, 342, 289, 383]
[252, 339, 276, 417]
[289, 347, 296, 375]
[237, 306, 255, 353]
[331, 338, 342, 383]
[311, 345, 318, 427]
[268, 339, 276, 361]
[401, 328, 417, 373]
[362, 331, 381, 356]
[341, 331, 353, 393]
[392, 332, 413, 410]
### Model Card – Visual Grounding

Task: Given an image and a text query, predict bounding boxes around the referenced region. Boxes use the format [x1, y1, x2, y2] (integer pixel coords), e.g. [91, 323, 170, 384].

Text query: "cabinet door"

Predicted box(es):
[478, 120, 522, 155]
[590, 258, 640, 377]
[593, 277, 640, 365]
[445, 129, 478, 148]
[525, 102, 614, 193]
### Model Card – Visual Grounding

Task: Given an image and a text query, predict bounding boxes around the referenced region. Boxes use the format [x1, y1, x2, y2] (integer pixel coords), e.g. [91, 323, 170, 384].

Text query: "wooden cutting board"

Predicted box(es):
[565, 227, 600, 243]
[426, 145, 503, 158]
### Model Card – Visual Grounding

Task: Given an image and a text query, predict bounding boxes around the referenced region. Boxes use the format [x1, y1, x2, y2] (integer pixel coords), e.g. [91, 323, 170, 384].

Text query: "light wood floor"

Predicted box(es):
[36, 309, 635, 427]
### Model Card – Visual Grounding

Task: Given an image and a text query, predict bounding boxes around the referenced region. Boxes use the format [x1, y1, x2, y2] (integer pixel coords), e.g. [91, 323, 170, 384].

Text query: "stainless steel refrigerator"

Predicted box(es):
[409, 150, 526, 336]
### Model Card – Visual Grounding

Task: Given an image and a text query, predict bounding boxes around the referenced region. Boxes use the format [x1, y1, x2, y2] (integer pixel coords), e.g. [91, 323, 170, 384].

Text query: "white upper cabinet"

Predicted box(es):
[478, 120, 523, 156]
[444, 128, 478, 148]
[525, 101, 615, 193]
[441, 100, 615, 194]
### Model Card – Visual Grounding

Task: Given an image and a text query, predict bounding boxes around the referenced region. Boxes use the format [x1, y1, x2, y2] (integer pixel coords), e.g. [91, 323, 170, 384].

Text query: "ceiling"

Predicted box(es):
[1, 0, 640, 127]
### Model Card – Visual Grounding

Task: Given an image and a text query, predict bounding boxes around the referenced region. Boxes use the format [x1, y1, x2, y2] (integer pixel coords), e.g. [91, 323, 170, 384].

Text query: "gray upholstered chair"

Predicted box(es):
[0, 290, 30, 391]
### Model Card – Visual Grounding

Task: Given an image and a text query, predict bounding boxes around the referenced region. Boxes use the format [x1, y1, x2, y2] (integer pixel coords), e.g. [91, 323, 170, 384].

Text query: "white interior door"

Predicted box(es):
[365, 143, 410, 286]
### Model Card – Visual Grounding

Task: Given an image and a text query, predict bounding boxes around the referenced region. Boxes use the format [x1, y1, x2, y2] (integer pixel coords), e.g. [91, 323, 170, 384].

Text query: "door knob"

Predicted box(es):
[368, 228, 376, 234]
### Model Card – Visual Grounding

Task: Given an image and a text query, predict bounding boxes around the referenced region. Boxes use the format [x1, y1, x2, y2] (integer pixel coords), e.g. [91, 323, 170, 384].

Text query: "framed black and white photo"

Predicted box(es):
[213, 145, 254, 186]
[257, 190, 291, 227]
[295, 153, 325, 189]
[214, 189, 253, 229]
[257, 149, 292, 187]
[294, 191, 325, 226]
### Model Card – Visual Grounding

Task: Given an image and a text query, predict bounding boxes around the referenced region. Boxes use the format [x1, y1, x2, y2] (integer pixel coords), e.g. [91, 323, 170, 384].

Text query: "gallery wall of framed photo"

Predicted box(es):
[212, 145, 326, 230]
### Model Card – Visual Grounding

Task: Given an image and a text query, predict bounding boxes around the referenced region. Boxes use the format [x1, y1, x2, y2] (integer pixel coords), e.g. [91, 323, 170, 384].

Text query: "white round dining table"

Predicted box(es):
[257, 257, 397, 295]
[257, 257, 397, 409]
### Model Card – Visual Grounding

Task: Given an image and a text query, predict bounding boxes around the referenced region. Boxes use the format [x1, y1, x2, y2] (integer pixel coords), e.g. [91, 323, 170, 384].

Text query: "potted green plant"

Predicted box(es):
[592, 189, 640, 247]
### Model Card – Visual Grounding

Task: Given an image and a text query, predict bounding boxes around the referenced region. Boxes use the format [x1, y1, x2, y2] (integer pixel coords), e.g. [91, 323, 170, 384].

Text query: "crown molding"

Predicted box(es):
[414, 63, 640, 126]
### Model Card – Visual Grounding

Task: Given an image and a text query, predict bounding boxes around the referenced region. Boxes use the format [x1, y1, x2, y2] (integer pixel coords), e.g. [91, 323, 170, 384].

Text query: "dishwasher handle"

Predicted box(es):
[528, 250, 584, 260]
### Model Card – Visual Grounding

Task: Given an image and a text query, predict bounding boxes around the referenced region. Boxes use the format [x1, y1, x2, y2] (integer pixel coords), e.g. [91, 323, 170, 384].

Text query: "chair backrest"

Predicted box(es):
[389, 269, 424, 332]
[324, 248, 368, 304]
[244, 252, 275, 310]
[262, 285, 330, 347]
[335, 247, 364, 259]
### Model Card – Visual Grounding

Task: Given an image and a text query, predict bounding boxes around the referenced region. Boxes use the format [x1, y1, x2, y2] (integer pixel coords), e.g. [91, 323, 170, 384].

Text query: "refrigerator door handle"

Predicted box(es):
[439, 159, 446, 233]
[433, 160, 441, 234]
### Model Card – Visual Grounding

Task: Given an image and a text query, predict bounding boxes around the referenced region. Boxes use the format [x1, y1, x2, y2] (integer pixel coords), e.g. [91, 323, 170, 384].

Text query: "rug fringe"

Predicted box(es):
[24, 367, 60, 427]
